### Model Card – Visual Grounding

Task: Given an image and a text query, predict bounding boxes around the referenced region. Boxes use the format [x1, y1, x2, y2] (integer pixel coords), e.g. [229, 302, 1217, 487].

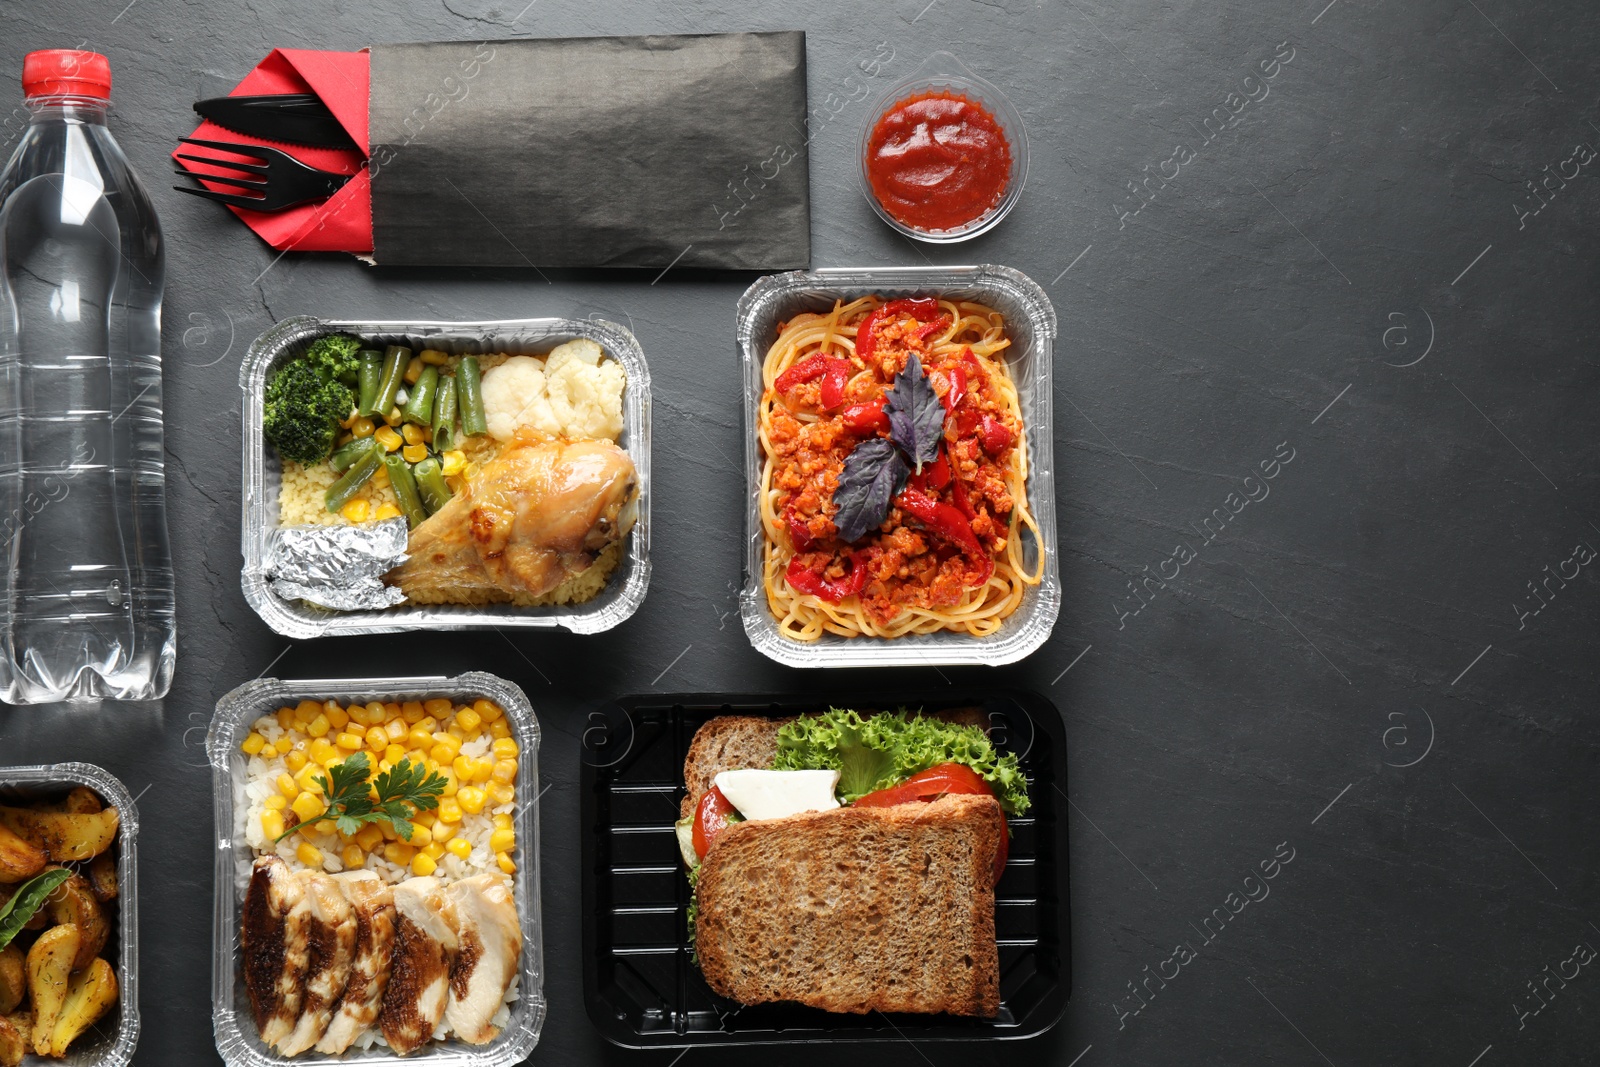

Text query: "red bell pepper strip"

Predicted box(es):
[980, 414, 1015, 454]
[775, 354, 829, 393]
[841, 398, 890, 435]
[908, 447, 951, 493]
[895, 488, 984, 559]
[693, 786, 738, 859]
[819, 359, 852, 409]
[785, 551, 870, 604]
[856, 297, 944, 362]
[940, 364, 968, 413]
[785, 509, 814, 551]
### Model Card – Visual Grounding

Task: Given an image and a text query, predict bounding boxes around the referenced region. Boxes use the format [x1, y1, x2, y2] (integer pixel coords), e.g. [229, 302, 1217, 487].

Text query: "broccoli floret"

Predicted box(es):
[264, 360, 355, 464]
[302, 332, 363, 386]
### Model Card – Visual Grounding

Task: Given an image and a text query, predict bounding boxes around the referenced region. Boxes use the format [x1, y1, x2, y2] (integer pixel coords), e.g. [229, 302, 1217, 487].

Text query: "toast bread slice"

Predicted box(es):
[694, 793, 1003, 1017]
[679, 708, 989, 819]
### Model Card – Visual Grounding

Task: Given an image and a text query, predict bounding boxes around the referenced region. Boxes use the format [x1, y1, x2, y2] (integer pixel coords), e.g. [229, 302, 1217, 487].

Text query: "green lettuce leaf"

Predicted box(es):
[770, 707, 1030, 815]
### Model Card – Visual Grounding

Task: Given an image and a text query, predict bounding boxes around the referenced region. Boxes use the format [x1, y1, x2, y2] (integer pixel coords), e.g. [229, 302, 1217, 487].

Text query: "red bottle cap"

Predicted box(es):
[22, 50, 111, 100]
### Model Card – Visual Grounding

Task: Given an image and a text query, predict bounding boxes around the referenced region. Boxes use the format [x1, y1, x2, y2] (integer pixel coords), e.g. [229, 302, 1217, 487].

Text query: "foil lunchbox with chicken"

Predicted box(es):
[208, 673, 545, 1067]
[240, 316, 652, 638]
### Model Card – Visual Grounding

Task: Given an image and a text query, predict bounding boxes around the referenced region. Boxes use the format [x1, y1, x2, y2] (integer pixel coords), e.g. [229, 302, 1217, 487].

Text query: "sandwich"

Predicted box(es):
[675, 707, 1030, 1018]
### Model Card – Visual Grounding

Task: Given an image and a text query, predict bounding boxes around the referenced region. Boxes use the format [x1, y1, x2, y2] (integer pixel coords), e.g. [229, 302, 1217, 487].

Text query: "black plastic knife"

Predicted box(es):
[193, 94, 358, 151]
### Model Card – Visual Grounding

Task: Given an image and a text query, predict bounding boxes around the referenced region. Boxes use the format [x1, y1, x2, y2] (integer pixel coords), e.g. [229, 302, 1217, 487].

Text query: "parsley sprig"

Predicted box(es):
[271, 751, 448, 844]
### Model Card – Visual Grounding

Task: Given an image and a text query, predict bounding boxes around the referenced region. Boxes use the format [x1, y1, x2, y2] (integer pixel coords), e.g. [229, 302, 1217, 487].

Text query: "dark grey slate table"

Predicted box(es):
[2, 0, 1597, 1064]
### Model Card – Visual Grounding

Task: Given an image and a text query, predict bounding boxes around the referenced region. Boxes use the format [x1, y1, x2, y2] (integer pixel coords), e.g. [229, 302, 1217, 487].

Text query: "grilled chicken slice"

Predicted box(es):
[378, 877, 458, 1056]
[315, 872, 397, 1055]
[442, 874, 522, 1044]
[276, 871, 357, 1055]
[240, 856, 312, 1048]
[389, 436, 637, 603]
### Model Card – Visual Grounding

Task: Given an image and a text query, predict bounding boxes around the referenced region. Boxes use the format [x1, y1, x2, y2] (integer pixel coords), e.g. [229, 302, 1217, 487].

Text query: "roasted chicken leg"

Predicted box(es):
[388, 435, 637, 604]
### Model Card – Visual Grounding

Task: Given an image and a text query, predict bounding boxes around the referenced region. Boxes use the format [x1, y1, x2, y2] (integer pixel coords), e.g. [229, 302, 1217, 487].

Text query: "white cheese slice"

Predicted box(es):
[713, 768, 842, 822]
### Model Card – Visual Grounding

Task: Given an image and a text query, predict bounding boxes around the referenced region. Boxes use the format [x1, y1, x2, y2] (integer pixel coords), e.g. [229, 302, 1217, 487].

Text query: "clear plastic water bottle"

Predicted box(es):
[0, 50, 174, 702]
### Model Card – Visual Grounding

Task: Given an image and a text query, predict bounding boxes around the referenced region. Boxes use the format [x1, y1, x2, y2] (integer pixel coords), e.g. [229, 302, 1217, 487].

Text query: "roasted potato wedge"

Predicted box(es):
[0, 1013, 23, 1067]
[0, 947, 21, 1015]
[0, 807, 118, 863]
[47, 956, 116, 1057]
[58, 788, 102, 816]
[42, 872, 107, 970]
[26, 924, 79, 1052]
[0, 824, 45, 885]
[87, 853, 117, 903]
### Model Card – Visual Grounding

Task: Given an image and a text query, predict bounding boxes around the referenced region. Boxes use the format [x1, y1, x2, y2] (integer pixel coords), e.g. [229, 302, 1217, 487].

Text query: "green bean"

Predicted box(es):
[328, 437, 372, 473]
[402, 365, 439, 426]
[373, 345, 410, 416]
[457, 356, 487, 437]
[432, 375, 458, 452]
[413, 457, 453, 515]
[384, 453, 428, 529]
[324, 439, 381, 512]
[356, 350, 383, 416]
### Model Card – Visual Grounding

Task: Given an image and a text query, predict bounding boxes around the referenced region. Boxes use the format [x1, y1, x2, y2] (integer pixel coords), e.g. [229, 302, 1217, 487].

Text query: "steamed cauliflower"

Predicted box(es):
[480, 339, 626, 442]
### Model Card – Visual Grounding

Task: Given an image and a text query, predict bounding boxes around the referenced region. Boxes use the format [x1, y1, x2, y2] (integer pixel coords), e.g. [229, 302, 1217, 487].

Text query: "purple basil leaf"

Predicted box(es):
[833, 438, 910, 543]
[884, 353, 945, 472]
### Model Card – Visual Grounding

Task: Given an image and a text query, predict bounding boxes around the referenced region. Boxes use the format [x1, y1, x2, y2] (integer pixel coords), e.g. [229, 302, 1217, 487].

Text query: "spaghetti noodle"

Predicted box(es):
[759, 295, 1043, 640]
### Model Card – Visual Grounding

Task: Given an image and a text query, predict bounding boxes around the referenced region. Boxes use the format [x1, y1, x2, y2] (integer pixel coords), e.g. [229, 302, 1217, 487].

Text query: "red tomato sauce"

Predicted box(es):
[865, 91, 1012, 231]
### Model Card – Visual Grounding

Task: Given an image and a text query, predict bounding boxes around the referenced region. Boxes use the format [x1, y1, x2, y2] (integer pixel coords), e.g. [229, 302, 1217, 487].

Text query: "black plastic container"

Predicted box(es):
[580, 691, 1069, 1047]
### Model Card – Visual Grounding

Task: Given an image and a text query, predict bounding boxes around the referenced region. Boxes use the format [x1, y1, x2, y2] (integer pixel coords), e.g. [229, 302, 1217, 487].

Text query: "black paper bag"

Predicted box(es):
[367, 31, 810, 269]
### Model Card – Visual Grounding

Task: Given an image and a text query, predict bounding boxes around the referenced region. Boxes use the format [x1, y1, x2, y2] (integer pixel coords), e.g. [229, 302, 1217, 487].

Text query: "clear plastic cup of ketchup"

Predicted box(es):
[859, 51, 1029, 243]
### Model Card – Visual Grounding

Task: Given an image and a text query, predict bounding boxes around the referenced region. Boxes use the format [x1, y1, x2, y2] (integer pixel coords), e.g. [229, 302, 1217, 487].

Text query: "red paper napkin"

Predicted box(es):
[174, 49, 372, 253]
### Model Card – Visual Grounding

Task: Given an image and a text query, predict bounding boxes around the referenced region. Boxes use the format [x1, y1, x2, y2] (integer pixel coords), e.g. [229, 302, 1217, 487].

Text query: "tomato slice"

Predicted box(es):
[853, 764, 1007, 884]
[692, 785, 738, 859]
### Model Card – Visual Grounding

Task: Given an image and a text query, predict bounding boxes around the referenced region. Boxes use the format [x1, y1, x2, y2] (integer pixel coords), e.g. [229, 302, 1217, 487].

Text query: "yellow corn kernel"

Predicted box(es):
[496, 851, 516, 875]
[419, 348, 450, 365]
[384, 744, 408, 766]
[431, 820, 458, 844]
[488, 720, 511, 740]
[258, 741, 279, 760]
[340, 498, 370, 523]
[384, 405, 404, 427]
[472, 699, 501, 721]
[435, 731, 464, 753]
[491, 738, 520, 759]
[373, 501, 401, 520]
[422, 841, 445, 860]
[296, 765, 324, 793]
[394, 699, 422, 723]
[336, 732, 363, 752]
[384, 701, 402, 719]
[400, 442, 427, 464]
[260, 809, 286, 840]
[291, 793, 325, 823]
[491, 759, 518, 784]
[457, 786, 486, 815]
[263, 794, 289, 812]
[325, 704, 349, 730]
[492, 812, 513, 830]
[342, 844, 365, 869]
[400, 422, 424, 446]
[454, 707, 483, 734]
[441, 450, 466, 476]
[417, 715, 440, 733]
[446, 725, 467, 743]
[488, 782, 515, 807]
[364, 726, 388, 751]
[383, 841, 415, 866]
[410, 852, 437, 877]
[371, 466, 391, 488]
[406, 749, 429, 768]
[382, 719, 406, 742]
[380, 821, 398, 841]
[274, 707, 296, 730]
[489, 827, 515, 854]
[297, 843, 324, 869]
[446, 837, 473, 860]
[302, 714, 329, 740]
[439, 769, 459, 798]
[355, 823, 384, 851]
[241, 732, 266, 755]
[451, 754, 475, 782]
[308, 738, 339, 765]
[352, 416, 376, 438]
[437, 798, 463, 824]
[402, 725, 430, 749]
[423, 697, 453, 717]
[284, 750, 309, 775]
[276, 773, 298, 798]
[369, 701, 390, 724]
[403, 359, 425, 385]
[293, 699, 319, 722]
[407, 823, 434, 848]
[374, 425, 403, 451]
[315, 819, 336, 835]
